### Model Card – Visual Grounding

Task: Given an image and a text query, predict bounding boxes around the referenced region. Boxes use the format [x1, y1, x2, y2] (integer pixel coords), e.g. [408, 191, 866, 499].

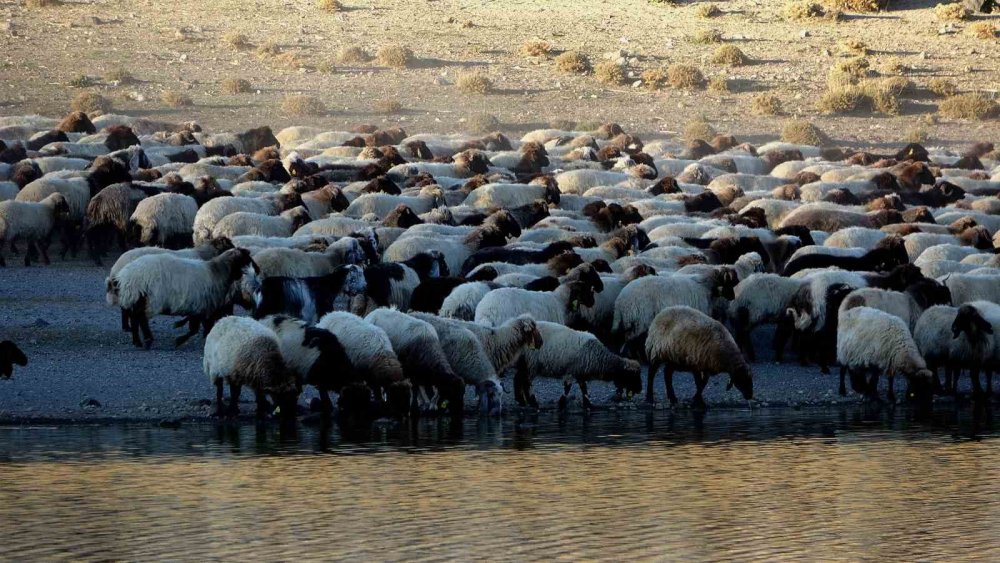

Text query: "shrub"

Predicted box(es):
[376, 44, 414, 68]
[695, 3, 722, 17]
[555, 51, 591, 73]
[104, 66, 133, 84]
[68, 75, 95, 88]
[880, 76, 913, 96]
[223, 32, 252, 51]
[817, 85, 867, 113]
[835, 57, 871, 80]
[781, 120, 831, 146]
[549, 118, 577, 130]
[683, 118, 716, 142]
[273, 51, 306, 69]
[711, 45, 749, 66]
[751, 93, 782, 115]
[220, 78, 253, 95]
[161, 90, 193, 108]
[317, 60, 336, 74]
[667, 64, 705, 89]
[521, 40, 552, 57]
[934, 3, 970, 21]
[968, 22, 998, 39]
[373, 99, 403, 114]
[938, 93, 998, 120]
[837, 39, 868, 56]
[594, 61, 626, 85]
[692, 29, 723, 43]
[466, 113, 501, 133]
[823, 0, 878, 11]
[880, 57, 907, 76]
[256, 42, 281, 58]
[904, 126, 929, 144]
[817, 79, 901, 115]
[317, 0, 341, 12]
[336, 46, 370, 64]
[25, 0, 62, 7]
[927, 77, 958, 98]
[641, 67, 669, 90]
[70, 91, 112, 114]
[456, 71, 493, 94]
[707, 76, 730, 92]
[783, 1, 839, 20]
[281, 95, 327, 116]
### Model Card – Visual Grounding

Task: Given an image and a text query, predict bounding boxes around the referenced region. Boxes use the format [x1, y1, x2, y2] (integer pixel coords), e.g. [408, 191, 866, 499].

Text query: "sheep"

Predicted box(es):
[513, 321, 641, 410]
[315, 312, 411, 416]
[778, 204, 901, 232]
[128, 192, 198, 248]
[947, 302, 1000, 397]
[203, 316, 298, 420]
[252, 236, 366, 279]
[462, 178, 561, 209]
[259, 315, 362, 414]
[0, 192, 71, 266]
[0, 341, 28, 380]
[364, 308, 466, 416]
[913, 304, 996, 396]
[781, 240, 908, 277]
[211, 206, 312, 240]
[645, 306, 753, 408]
[474, 280, 596, 327]
[410, 312, 504, 415]
[944, 274, 1000, 305]
[729, 273, 806, 361]
[570, 264, 657, 342]
[84, 182, 158, 264]
[383, 211, 521, 274]
[823, 227, 887, 250]
[111, 248, 256, 348]
[837, 280, 952, 332]
[344, 188, 445, 219]
[836, 305, 934, 404]
[192, 193, 301, 245]
[439, 281, 496, 320]
[353, 251, 448, 314]
[252, 264, 367, 322]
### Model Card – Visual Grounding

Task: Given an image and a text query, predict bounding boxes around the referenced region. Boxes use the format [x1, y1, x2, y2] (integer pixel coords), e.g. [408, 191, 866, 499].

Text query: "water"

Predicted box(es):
[1, 407, 998, 561]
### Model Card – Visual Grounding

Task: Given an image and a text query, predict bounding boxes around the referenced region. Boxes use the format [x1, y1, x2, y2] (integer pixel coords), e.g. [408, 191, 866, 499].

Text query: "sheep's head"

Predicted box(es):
[0, 340, 28, 380]
[514, 315, 543, 349]
[727, 363, 753, 401]
[103, 125, 141, 151]
[566, 280, 596, 311]
[952, 304, 994, 343]
[481, 132, 513, 151]
[283, 206, 313, 231]
[484, 209, 522, 239]
[341, 264, 368, 296]
[467, 265, 498, 281]
[456, 150, 492, 175]
[239, 126, 279, 153]
[961, 226, 993, 250]
[894, 142, 929, 163]
[383, 204, 423, 228]
[613, 359, 643, 396]
[478, 379, 503, 417]
[595, 122, 624, 139]
[403, 140, 434, 160]
[363, 175, 401, 195]
[47, 193, 72, 222]
[565, 262, 604, 293]
[623, 263, 656, 281]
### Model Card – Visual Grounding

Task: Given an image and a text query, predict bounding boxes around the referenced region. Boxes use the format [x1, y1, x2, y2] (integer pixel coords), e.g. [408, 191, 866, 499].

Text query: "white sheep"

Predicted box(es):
[193, 195, 299, 245]
[343, 189, 444, 219]
[823, 227, 887, 250]
[944, 274, 1000, 305]
[0, 192, 71, 266]
[474, 280, 595, 327]
[129, 192, 198, 248]
[252, 237, 365, 278]
[211, 206, 312, 240]
[439, 281, 495, 320]
[728, 273, 805, 361]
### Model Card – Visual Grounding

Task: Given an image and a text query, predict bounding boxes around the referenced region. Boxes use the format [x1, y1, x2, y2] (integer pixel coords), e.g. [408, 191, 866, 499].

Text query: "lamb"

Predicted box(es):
[728, 273, 805, 361]
[128, 192, 198, 248]
[315, 312, 411, 416]
[474, 280, 596, 327]
[947, 302, 1000, 397]
[0, 192, 71, 266]
[0, 341, 28, 380]
[203, 315, 298, 420]
[836, 304, 934, 404]
[252, 264, 367, 322]
[111, 248, 256, 348]
[211, 206, 312, 240]
[364, 308, 466, 416]
[252, 236, 366, 278]
[192, 193, 301, 245]
[386, 149, 492, 180]
[645, 306, 753, 408]
[823, 227, 887, 250]
[513, 320, 641, 410]
[259, 315, 362, 414]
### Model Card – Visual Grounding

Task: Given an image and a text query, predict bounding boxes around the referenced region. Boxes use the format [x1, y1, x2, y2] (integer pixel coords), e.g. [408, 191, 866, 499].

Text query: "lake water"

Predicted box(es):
[1, 407, 998, 561]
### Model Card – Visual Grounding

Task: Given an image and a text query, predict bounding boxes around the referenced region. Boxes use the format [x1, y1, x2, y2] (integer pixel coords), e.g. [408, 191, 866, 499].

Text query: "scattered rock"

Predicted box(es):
[80, 398, 101, 408]
[29, 318, 49, 327]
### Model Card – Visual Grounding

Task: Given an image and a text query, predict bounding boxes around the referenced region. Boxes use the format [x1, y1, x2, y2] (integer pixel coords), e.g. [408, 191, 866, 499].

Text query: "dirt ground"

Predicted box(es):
[1, 0, 997, 149]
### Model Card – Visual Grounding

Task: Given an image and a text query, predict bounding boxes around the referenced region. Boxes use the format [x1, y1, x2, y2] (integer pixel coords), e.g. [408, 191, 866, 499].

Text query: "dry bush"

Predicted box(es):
[555, 51, 591, 73]
[904, 126, 929, 144]
[880, 76, 913, 96]
[683, 118, 716, 142]
[781, 120, 831, 146]
[281, 95, 327, 116]
[161, 90, 193, 108]
[220, 78, 252, 95]
[928, 77, 958, 98]
[880, 57, 907, 76]
[549, 118, 577, 130]
[692, 29, 724, 44]
[938, 93, 998, 120]
[373, 99, 403, 114]
[273, 51, 306, 69]
[866, 81, 902, 115]
[594, 61, 626, 85]
[667, 64, 705, 89]
[837, 39, 868, 56]
[711, 45, 749, 66]
[70, 91, 111, 114]
[376, 44, 414, 68]
[223, 32, 252, 51]
[641, 67, 669, 90]
[783, 1, 840, 21]
[25, 0, 62, 7]
[521, 39, 552, 57]
[104, 66, 133, 84]
[456, 71, 493, 94]
[817, 79, 901, 115]
[648, 0, 678, 4]
[336, 46, 370, 64]
[935, 3, 970, 21]
[696, 3, 722, 17]
[256, 42, 281, 58]
[835, 57, 871, 80]
[317, 0, 341, 12]
[968, 22, 998, 39]
[68, 75, 95, 88]
[823, 0, 878, 11]
[817, 84, 867, 113]
[317, 60, 336, 74]
[707, 76, 730, 92]
[466, 114, 501, 133]
[751, 93, 783, 115]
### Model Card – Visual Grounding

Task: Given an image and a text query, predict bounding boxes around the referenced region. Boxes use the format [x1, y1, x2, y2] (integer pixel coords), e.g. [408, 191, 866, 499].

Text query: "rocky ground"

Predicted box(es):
[0, 255, 984, 424]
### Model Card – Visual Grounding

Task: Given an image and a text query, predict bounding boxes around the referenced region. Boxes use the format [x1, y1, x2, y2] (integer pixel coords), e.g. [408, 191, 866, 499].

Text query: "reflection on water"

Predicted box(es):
[1, 407, 998, 560]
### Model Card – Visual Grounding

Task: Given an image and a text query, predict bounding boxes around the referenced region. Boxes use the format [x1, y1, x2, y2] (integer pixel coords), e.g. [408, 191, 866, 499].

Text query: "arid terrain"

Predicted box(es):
[1, 0, 997, 148]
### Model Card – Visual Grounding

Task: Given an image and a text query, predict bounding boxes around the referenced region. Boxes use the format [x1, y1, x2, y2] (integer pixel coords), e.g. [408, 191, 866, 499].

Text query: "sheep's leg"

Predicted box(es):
[970, 368, 984, 398]
[23, 241, 36, 267]
[127, 308, 143, 347]
[558, 379, 573, 410]
[865, 370, 881, 403]
[691, 372, 708, 410]
[318, 383, 333, 415]
[578, 379, 594, 411]
[839, 366, 847, 397]
[0, 238, 6, 267]
[987, 371, 993, 396]
[645, 360, 660, 404]
[120, 309, 131, 332]
[174, 317, 201, 348]
[214, 380, 225, 418]
[135, 310, 154, 349]
[664, 367, 678, 406]
[773, 316, 793, 362]
[887, 373, 896, 405]
[513, 367, 528, 406]
[8, 236, 18, 256]
[255, 389, 270, 419]
[38, 238, 51, 265]
[227, 382, 242, 417]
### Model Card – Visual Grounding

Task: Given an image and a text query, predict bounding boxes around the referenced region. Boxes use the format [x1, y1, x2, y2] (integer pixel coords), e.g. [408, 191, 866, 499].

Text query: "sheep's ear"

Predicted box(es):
[250, 260, 261, 275]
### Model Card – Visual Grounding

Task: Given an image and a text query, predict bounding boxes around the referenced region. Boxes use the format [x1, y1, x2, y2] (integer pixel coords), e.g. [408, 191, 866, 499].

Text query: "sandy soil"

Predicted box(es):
[0, 0, 997, 149]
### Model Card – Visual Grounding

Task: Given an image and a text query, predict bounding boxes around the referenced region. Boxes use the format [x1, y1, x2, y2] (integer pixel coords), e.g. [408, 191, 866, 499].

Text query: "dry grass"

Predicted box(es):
[70, 91, 111, 114]
[220, 78, 252, 95]
[692, 29, 723, 44]
[783, 1, 840, 21]
[880, 57, 907, 76]
[549, 118, 577, 130]
[817, 85, 867, 113]
[281, 95, 327, 116]
[751, 93, 783, 115]
[103, 66, 133, 84]
[683, 118, 716, 142]
[521, 39, 552, 57]
[456, 71, 493, 94]
[834, 57, 871, 80]
[316, 60, 336, 74]
[823, 0, 879, 11]
[373, 98, 403, 114]
[707, 76, 730, 92]
[968, 22, 998, 39]
[594, 61, 626, 85]
[555, 51, 591, 73]
[272, 51, 306, 69]
[336, 46, 370, 64]
[223, 32, 252, 51]
[880, 76, 913, 95]
[256, 42, 281, 58]
[317, 0, 342, 12]
[161, 90, 193, 108]
[837, 39, 868, 56]
[781, 120, 831, 146]
[904, 125, 930, 144]
[934, 3, 970, 21]
[695, 3, 722, 17]
[711, 45, 749, 66]
[667, 64, 705, 89]
[938, 93, 998, 120]
[466, 113, 501, 133]
[376, 44, 414, 68]
[928, 77, 958, 98]
[640, 67, 669, 90]
[25, 0, 62, 7]
[817, 79, 901, 115]
[68, 75, 95, 88]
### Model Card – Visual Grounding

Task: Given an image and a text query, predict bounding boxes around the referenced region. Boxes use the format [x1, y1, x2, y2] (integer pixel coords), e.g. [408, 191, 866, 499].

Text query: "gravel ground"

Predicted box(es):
[0, 257, 981, 423]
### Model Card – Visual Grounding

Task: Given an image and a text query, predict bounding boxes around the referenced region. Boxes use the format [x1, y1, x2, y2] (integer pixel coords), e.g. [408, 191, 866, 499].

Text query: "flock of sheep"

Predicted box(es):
[1, 110, 999, 421]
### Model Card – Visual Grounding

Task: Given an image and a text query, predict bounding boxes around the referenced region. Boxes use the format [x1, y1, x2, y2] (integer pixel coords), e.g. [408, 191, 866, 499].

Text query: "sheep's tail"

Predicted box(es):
[105, 276, 119, 306]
